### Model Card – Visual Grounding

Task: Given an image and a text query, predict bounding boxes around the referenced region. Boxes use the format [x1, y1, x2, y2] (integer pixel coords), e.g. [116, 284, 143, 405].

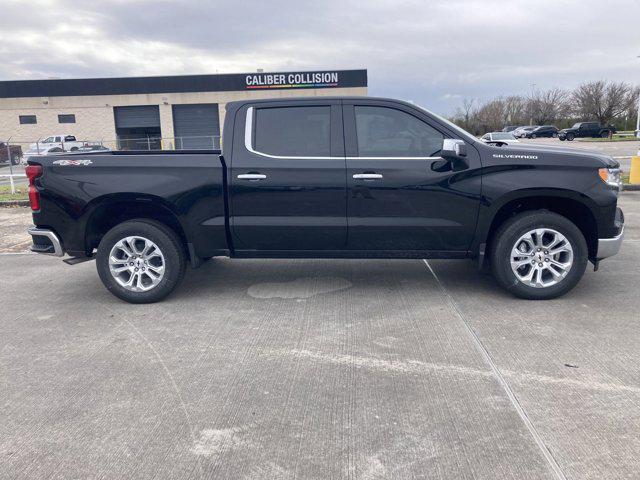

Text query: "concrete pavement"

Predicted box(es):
[0, 193, 639, 479]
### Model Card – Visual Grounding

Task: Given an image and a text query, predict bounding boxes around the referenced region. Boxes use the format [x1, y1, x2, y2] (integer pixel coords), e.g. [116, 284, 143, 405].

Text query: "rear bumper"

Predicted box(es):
[28, 227, 64, 257]
[596, 208, 624, 260]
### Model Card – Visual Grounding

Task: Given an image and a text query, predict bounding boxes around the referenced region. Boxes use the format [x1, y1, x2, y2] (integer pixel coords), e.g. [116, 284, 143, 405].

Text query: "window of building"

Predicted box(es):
[254, 106, 331, 157]
[354, 106, 443, 157]
[19, 115, 37, 125]
[58, 114, 76, 124]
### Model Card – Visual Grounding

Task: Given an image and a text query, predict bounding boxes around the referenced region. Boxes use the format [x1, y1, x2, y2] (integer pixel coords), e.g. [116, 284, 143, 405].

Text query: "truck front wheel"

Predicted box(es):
[96, 220, 187, 303]
[490, 211, 588, 300]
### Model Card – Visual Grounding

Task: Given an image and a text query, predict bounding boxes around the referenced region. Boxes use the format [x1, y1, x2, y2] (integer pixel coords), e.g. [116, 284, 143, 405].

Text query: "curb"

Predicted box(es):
[0, 200, 30, 207]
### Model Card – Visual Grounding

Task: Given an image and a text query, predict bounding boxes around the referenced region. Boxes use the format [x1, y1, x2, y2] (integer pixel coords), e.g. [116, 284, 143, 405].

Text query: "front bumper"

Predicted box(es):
[28, 227, 64, 257]
[596, 208, 624, 260]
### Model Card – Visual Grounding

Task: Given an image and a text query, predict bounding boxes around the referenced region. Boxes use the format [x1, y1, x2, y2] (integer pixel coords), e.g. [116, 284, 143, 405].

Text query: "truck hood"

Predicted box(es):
[482, 142, 619, 168]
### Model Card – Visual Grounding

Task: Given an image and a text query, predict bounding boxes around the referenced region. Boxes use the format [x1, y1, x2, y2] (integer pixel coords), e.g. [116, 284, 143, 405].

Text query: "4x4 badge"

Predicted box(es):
[52, 159, 93, 166]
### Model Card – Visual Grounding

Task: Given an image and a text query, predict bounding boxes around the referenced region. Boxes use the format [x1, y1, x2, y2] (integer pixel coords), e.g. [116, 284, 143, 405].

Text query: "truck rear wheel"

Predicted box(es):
[490, 211, 588, 300]
[96, 220, 186, 303]
[566, 133, 575, 141]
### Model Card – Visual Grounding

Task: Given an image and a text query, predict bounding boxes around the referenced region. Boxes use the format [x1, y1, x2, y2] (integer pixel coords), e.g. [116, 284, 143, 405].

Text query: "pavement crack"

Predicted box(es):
[422, 259, 568, 480]
[100, 304, 203, 478]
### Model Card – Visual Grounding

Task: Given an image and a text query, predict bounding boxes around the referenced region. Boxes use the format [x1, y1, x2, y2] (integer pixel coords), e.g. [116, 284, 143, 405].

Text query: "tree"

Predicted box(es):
[528, 88, 570, 125]
[454, 98, 477, 133]
[572, 80, 636, 126]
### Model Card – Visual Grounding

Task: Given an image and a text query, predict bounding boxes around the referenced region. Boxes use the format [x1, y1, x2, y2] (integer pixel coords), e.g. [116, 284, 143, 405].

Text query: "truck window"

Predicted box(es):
[64, 135, 76, 141]
[43, 137, 54, 143]
[254, 106, 331, 157]
[355, 106, 443, 157]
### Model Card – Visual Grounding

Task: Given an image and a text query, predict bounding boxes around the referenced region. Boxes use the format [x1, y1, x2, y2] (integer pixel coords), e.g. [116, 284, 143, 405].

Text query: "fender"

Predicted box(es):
[471, 187, 601, 255]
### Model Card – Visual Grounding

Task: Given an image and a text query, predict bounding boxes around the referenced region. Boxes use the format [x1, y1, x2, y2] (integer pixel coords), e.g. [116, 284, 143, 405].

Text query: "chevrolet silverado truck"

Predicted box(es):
[26, 97, 625, 303]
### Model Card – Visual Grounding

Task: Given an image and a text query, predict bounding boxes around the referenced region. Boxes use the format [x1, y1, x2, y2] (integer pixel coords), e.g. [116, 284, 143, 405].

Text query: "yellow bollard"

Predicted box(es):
[630, 154, 640, 185]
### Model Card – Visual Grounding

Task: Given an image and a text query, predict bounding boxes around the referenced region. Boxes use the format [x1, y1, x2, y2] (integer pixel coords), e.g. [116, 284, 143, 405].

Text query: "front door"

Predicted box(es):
[230, 101, 347, 251]
[344, 100, 482, 253]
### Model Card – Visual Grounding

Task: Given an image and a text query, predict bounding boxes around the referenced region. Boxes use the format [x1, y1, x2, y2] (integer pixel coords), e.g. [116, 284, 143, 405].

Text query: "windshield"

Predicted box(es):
[572, 123, 581, 129]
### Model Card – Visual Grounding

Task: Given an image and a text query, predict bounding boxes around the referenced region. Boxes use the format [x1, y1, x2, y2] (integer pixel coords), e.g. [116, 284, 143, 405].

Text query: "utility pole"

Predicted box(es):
[529, 83, 536, 126]
[637, 57, 640, 138]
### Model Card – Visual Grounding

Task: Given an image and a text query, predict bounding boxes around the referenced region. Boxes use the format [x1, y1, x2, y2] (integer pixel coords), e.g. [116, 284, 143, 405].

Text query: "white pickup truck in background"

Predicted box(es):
[29, 134, 84, 152]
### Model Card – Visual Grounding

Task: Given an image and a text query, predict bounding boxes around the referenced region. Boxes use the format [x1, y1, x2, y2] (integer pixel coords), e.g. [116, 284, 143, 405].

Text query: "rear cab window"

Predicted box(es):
[253, 106, 331, 157]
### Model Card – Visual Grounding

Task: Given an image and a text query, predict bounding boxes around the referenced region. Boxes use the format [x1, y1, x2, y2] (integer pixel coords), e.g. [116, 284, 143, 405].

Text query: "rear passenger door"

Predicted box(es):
[229, 101, 347, 251]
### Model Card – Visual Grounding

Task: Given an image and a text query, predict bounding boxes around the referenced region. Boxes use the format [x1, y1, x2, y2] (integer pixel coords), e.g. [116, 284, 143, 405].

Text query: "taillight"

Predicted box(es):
[25, 164, 43, 211]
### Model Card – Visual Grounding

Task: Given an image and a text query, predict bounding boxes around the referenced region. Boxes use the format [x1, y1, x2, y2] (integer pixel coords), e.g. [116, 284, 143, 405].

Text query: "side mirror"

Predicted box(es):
[441, 139, 467, 158]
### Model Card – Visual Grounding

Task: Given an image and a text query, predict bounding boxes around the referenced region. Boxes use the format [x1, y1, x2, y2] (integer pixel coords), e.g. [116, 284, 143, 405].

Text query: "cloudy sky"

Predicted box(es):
[1, 0, 639, 114]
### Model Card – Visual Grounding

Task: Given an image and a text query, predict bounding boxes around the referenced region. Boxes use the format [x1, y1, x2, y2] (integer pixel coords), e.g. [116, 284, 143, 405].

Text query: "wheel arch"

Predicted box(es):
[83, 194, 189, 259]
[480, 191, 599, 260]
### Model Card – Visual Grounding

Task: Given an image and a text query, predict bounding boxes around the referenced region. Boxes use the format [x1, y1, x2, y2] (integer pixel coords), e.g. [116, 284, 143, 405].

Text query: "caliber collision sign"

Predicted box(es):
[245, 71, 343, 90]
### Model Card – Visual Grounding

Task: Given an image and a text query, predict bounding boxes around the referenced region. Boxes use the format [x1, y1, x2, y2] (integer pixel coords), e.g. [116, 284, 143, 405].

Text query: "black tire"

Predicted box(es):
[531, 133, 537, 139]
[96, 219, 187, 303]
[552, 132, 558, 138]
[600, 131, 609, 138]
[566, 133, 575, 141]
[490, 211, 588, 300]
[10, 154, 20, 165]
[70, 147, 79, 151]
[559, 136, 566, 141]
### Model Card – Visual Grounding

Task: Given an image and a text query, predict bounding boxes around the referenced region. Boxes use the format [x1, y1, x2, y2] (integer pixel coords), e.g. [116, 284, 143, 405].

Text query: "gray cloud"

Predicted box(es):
[2, 0, 639, 114]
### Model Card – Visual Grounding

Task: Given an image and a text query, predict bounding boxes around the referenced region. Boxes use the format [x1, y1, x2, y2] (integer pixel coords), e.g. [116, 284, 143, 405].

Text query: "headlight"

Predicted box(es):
[599, 167, 622, 190]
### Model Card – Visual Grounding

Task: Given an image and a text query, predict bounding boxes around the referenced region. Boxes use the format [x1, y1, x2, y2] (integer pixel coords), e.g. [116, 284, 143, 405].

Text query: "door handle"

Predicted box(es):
[237, 173, 267, 180]
[353, 173, 383, 180]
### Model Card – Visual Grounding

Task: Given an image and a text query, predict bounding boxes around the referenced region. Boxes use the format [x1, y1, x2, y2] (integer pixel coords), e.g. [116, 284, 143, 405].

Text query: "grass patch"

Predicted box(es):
[0, 184, 28, 202]
[580, 135, 639, 142]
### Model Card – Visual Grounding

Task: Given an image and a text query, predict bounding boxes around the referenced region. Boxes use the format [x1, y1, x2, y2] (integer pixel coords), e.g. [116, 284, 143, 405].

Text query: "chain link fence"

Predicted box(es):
[0, 135, 222, 195]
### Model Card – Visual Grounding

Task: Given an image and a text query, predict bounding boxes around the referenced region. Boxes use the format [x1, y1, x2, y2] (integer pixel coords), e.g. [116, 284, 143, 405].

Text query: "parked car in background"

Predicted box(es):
[559, 122, 616, 141]
[0, 141, 23, 165]
[501, 126, 519, 132]
[524, 125, 559, 139]
[29, 135, 84, 152]
[513, 126, 538, 138]
[480, 132, 520, 146]
[77, 144, 110, 152]
[24, 145, 66, 158]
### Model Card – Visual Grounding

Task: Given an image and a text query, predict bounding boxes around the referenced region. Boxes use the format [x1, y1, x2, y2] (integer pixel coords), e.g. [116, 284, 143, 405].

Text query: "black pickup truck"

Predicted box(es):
[26, 97, 624, 303]
[559, 122, 616, 141]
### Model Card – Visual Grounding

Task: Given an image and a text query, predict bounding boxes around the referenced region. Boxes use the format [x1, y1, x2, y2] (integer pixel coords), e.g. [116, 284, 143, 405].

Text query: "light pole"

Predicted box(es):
[529, 83, 536, 126]
[636, 56, 640, 138]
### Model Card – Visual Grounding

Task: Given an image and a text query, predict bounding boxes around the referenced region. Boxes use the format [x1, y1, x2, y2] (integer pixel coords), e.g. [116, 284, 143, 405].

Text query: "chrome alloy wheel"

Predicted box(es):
[108, 236, 165, 292]
[510, 228, 573, 288]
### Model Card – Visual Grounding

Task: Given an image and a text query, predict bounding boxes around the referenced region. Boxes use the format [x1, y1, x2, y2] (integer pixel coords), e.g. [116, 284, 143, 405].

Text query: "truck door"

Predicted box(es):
[229, 101, 347, 251]
[343, 100, 481, 252]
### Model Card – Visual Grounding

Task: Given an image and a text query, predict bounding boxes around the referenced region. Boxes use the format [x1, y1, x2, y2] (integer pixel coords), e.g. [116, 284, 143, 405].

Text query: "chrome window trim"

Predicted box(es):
[244, 106, 442, 161]
[244, 106, 335, 160]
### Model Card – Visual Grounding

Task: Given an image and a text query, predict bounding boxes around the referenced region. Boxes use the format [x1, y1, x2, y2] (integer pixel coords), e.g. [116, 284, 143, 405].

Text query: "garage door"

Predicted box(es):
[114, 105, 160, 129]
[172, 104, 220, 150]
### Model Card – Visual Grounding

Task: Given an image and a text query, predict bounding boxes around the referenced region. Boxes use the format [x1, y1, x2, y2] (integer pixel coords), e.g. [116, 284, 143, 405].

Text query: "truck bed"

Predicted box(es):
[30, 150, 229, 260]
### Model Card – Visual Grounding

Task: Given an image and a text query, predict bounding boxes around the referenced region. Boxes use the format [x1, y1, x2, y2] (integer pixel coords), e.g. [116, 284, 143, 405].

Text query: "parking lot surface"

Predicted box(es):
[1, 194, 639, 480]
